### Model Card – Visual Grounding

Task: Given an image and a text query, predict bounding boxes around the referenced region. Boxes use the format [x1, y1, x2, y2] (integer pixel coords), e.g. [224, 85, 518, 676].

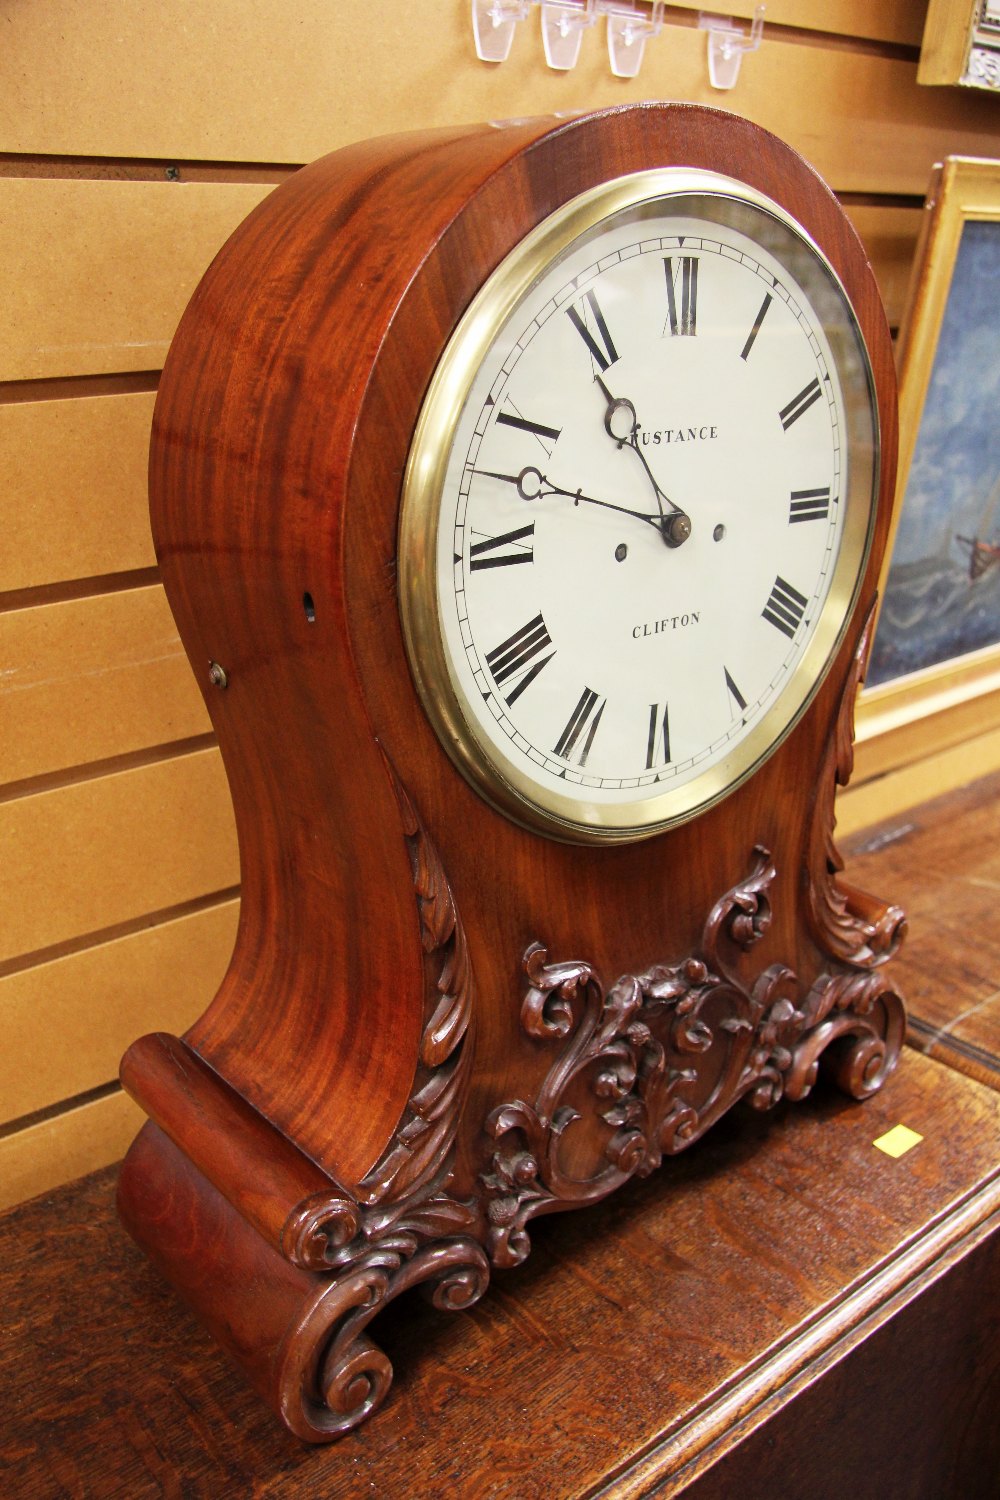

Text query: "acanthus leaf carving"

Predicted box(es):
[483, 840, 905, 1270]
[806, 605, 908, 968]
[356, 759, 476, 1208]
[274, 766, 487, 1441]
[281, 763, 482, 1291]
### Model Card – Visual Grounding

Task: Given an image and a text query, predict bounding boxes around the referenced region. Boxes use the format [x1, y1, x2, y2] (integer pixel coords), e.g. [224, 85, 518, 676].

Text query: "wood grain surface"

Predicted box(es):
[143, 100, 900, 1190]
[2, 1048, 998, 1497]
[843, 769, 1000, 1092]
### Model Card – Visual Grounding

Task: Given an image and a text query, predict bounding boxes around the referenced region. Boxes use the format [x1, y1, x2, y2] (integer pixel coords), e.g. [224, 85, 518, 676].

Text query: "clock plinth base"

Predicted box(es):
[118, 828, 905, 1444]
[117, 1123, 491, 1444]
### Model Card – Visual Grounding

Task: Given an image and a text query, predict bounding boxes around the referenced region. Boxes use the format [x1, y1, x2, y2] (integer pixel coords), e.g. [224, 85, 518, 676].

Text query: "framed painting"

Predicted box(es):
[856, 157, 1000, 788]
[918, 0, 1000, 91]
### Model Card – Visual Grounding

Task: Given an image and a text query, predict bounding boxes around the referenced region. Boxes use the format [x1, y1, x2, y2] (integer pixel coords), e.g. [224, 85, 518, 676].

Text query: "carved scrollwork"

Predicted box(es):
[484, 850, 782, 1268]
[785, 967, 907, 1103]
[276, 1239, 490, 1443]
[483, 843, 904, 1270]
[807, 606, 908, 968]
[282, 1193, 364, 1269]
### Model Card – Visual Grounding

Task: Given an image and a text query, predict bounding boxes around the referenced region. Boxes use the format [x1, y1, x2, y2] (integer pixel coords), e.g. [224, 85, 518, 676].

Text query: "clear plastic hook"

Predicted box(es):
[698, 5, 765, 90]
[472, 0, 531, 63]
[605, 1, 664, 79]
[540, 0, 595, 71]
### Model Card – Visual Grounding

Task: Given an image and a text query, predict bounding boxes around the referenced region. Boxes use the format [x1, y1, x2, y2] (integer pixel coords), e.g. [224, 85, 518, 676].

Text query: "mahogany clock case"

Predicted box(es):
[118, 103, 905, 1441]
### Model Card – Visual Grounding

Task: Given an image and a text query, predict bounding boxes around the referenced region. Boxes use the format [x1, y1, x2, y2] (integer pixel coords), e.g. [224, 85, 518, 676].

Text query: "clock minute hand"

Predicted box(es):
[475, 466, 665, 532]
[594, 373, 692, 549]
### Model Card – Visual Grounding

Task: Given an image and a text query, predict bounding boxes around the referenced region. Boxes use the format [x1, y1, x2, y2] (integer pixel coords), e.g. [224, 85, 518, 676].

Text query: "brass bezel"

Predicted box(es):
[399, 168, 879, 844]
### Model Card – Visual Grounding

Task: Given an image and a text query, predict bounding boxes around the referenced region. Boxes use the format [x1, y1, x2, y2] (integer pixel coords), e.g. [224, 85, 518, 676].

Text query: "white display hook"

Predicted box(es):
[605, 1, 664, 79]
[472, 0, 668, 74]
[540, 1, 596, 71]
[698, 6, 765, 90]
[471, 0, 532, 64]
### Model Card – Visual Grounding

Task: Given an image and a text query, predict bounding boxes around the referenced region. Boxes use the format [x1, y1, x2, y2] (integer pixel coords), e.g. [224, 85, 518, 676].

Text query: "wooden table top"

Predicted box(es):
[1, 1053, 998, 1497]
[2, 775, 999, 1498]
[843, 768, 1000, 1090]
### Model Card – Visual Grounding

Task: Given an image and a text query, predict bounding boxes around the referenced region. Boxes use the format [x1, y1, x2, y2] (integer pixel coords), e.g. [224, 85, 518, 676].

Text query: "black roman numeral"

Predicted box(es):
[788, 487, 831, 524]
[663, 256, 698, 337]
[779, 377, 823, 430]
[740, 292, 773, 361]
[469, 523, 535, 571]
[554, 686, 606, 765]
[566, 290, 619, 371]
[724, 667, 747, 714]
[485, 613, 554, 704]
[646, 702, 671, 769]
[495, 410, 562, 453]
[762, 576, 809, 639]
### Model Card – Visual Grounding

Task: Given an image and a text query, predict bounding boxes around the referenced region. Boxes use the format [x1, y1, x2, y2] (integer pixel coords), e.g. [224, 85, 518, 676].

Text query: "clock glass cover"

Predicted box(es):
[399, 169, 879, 843]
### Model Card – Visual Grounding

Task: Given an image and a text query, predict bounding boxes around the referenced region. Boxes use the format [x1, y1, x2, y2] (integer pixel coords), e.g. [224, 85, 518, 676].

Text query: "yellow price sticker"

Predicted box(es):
[873, 1124, 924, 1159]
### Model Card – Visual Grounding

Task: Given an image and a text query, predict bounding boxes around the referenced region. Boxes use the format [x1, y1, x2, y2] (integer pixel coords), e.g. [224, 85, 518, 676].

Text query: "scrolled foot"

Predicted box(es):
[784, 983, 905, 1106]
[276, 1239, 489, 1443]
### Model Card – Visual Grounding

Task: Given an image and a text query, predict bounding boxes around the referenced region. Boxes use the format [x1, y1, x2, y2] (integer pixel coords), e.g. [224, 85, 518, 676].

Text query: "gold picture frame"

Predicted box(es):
[854, 158, 1000, 802]
[918, 0, 1000, 91]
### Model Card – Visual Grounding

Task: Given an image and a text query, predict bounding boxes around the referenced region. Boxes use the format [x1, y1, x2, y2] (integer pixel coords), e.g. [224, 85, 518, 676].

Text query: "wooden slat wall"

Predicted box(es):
[2, 394, 158, 592]
[2, 0, 998, 1208]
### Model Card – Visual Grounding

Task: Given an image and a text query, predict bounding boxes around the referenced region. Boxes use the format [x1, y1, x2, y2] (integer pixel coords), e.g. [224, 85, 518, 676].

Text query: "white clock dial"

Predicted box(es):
[400, 170, 878, 842]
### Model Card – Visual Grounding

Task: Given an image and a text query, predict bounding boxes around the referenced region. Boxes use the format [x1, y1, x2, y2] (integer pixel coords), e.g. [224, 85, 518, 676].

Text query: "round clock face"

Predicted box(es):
[399, 168, 878, 843]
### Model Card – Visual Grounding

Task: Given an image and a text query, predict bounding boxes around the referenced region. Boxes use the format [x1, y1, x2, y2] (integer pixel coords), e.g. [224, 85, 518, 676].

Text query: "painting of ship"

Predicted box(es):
[870, 508, 1000, 683]
[956, 473, 1000, 580]
[868, 215, 1000, 688]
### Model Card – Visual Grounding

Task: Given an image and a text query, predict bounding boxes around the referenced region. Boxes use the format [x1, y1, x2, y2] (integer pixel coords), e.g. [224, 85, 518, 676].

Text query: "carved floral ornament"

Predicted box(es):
[483, 857, 905, 1270]
[268, 623, 905, 1439]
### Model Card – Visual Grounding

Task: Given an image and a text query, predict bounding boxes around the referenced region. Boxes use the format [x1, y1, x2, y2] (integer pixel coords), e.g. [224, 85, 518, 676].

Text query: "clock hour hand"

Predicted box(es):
[594, 373, 691, 548]
[476, 466, 666, 532]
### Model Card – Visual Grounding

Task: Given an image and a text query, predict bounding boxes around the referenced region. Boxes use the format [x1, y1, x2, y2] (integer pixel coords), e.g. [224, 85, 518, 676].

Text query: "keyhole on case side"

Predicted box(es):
[303, 591, 316, 622]
[615, 543, 628, 562]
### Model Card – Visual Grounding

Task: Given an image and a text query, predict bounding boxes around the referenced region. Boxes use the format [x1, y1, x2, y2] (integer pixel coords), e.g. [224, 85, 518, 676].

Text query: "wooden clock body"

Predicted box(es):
[118, 104, 906, 1442]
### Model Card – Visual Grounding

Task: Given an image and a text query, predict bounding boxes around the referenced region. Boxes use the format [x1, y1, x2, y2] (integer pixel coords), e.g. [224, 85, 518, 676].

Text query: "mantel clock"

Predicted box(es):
[118, 104, 906, 1442]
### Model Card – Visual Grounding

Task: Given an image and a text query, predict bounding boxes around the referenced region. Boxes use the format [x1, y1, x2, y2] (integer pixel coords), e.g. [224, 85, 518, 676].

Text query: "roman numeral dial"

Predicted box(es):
[724, 668, 748, 715]
[469, 523, 534, 571]
[779, 377, 823, 430]
[399, 176, 874, 839]
[646, 702, 671, 769]
[663, 256, 698, 337]
[740, 292, 772, 360]
[485, 613, 554, 704]
[789, 487, 831, 524]
[762, 577, 809, 639]
[554, 687, 606, 766]
[566, 290, 619, 371]
[495, 409, 561, 452]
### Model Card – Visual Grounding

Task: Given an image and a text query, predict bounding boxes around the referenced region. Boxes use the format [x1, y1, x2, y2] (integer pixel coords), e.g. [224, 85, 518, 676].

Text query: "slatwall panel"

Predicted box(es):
[2, 0, 998, 1207]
